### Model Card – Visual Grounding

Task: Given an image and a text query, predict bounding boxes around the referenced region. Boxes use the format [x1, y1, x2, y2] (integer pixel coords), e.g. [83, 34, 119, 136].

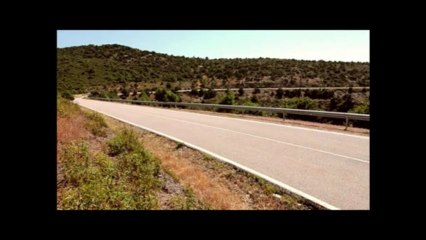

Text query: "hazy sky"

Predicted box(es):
[57, 30, 369, 62]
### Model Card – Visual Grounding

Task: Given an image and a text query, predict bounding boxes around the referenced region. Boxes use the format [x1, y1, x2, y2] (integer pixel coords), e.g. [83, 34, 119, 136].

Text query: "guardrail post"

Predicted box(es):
[344, 116, 349, 130]
[282, 111, 286, 121]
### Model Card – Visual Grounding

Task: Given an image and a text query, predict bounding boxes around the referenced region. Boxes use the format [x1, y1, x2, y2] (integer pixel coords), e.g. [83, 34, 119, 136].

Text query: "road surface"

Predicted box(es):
[74, 98, 370, 210]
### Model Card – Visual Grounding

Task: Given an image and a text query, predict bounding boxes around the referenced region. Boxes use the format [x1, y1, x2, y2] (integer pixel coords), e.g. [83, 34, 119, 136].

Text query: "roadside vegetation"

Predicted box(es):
[57, 96, 204, 210]
[57, 97, 319, 209]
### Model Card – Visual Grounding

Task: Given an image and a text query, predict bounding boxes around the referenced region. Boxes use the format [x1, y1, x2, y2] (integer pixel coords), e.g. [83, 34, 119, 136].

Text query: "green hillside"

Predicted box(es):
[57, 44, 369, 93]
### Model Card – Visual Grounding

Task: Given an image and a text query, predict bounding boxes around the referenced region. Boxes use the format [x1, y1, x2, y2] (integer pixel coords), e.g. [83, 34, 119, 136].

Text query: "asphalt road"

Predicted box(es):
[74, 98, 370, 210]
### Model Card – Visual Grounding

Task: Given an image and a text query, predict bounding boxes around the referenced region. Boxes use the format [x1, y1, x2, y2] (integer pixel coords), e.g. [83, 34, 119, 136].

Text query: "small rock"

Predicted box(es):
[273, 194, 281, 199]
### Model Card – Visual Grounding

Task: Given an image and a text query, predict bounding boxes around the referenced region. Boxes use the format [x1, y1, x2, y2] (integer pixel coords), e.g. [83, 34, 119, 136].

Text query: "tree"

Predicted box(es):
[220, 89, 235, 105]
[198, 89, 205, 97]
[155, 88, 181, 102]
[250, 95, 258, 103]
[253, 88, 261, 94]
[120, 88, 129, 99]
[338, 94, 354, 112]
[155, 89, 165, 101]
[276, 88, 284, 99]
[89, 90, 100, 98]
[204, 88, 217, 99]
[61, 91, 74, 100]
[190, 88, 198, 96]
[329, 97, 339, 111]
[174, 86, 181, 92]
[139, 91, 150, 101]
[238, 87, 244, 96]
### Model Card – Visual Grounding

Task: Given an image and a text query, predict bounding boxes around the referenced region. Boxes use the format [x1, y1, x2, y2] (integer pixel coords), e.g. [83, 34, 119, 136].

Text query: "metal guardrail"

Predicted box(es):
[177, 86, 370, 93]
[86, 97, 369, 127]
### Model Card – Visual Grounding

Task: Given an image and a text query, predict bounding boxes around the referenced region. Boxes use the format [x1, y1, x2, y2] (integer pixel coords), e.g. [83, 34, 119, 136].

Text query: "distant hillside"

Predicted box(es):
[57, 44, 369, 93]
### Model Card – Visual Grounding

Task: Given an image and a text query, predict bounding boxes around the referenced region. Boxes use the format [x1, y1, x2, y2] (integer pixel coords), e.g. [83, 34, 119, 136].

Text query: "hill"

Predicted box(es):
[57, 44, 369, 93]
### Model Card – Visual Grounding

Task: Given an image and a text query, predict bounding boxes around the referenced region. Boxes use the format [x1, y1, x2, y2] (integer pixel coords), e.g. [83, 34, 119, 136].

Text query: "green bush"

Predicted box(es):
[219, 90, 235, 105]
[61, 91, 74, 100]
[350, 102, 369, 114]
[139, 91, 150, 101]
[62, 141, 92, 186]
[240, 101, 263, 116]
[279, 97, 319, 110]
[250, 95, 258, 103]
[238, 87, 244, 96]
[118, 149, 161, 194]
[155, 88, 181, 102]
[275, 88, 284, 99]
[57, 97, 80, 118]
[107, 128, 141, 156]
[60, 129, 161, 210]
[85, 112, 107, 137]
[203, 88, 217, 99]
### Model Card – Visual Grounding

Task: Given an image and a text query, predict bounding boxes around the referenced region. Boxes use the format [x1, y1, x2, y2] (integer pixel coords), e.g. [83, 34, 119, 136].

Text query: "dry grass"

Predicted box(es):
[101, 113, 248, 210]
[152, 149, 247, 210]
[57, 114, 90, 145]
[57, 99, 91, 209]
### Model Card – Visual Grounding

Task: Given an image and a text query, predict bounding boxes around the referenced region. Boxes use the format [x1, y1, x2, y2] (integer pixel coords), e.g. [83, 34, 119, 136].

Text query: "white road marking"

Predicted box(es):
[127, 103, 369, 139]
[138, 110, 369, 164]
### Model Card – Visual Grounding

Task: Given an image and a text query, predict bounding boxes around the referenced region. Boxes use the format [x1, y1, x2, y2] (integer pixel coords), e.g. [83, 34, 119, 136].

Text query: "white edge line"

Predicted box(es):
[138, 110, 369, 164]
[88, 98, 369, 139]
[78, 102, 341, 210]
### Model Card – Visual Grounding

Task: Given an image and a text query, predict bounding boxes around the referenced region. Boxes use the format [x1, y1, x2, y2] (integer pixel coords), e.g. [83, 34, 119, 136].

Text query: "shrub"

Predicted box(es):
[279, 97, 319, 110]
[60, 128, 161, 210]
[107, 128, 141, 156]
[117, 149, 161, 194]
[276, 88, 284, 99]
[85, 112, 107, 137]
[190, 88, 198, 96]
[350, 102, 369, 114]
[241, 101, 263, 115]
[238, 87, 244, 96]
[253, 88, 261, 94]
[219, 90, 235, 105]
[57, 97, 80, 118]
[61, 141, 91, 186]
[203, 88, 217, 99]
[250, 95, 258, 103]
[139, 91, 150, 101]
[61, 91, 74, 100]
[337, 94, 355, 112]
[198, 89, 205, 97]
[155, 88, 181, 102]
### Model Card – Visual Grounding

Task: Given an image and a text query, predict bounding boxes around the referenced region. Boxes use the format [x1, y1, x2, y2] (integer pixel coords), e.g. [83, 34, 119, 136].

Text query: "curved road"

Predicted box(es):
[74, 98, 369, 210]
